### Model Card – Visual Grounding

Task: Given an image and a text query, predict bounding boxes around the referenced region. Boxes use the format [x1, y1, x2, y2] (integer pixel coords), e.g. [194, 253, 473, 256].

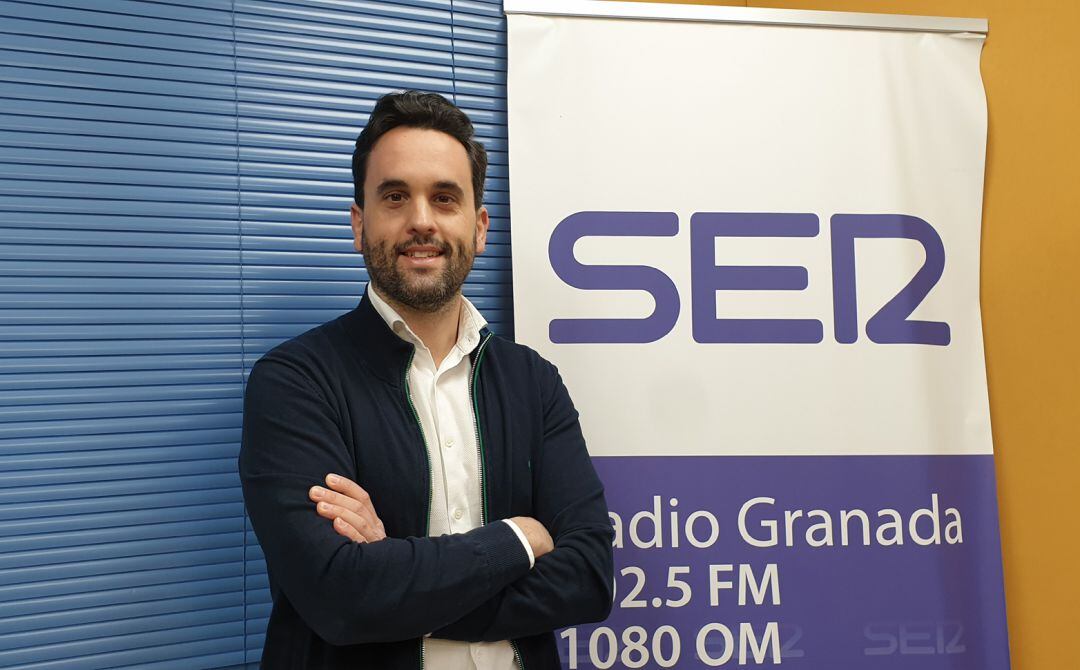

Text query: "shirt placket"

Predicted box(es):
[438, 360, 472, 535]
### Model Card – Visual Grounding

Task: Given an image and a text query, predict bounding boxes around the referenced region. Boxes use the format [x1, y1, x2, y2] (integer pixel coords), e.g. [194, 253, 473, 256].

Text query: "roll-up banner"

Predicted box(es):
[506, 1, 1008, 668]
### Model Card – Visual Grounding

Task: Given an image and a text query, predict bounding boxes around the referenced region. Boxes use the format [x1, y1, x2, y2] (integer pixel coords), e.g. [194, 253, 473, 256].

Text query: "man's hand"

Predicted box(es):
[309, 473, 387, 543]
[509, 516, 554, 559]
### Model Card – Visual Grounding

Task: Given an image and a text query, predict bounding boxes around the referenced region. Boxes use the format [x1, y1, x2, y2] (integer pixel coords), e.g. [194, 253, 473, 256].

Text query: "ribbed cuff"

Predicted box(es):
[473, 519, 532, 584]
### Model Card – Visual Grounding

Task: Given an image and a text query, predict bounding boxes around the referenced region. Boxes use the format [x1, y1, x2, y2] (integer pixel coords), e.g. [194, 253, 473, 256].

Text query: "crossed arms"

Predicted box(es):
[239, 352, 614, 647]
[309, 473, 555, 564]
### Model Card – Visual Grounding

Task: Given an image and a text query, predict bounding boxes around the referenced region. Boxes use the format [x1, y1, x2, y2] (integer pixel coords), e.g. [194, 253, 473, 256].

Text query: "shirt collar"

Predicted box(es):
[366, 283, 488, 356]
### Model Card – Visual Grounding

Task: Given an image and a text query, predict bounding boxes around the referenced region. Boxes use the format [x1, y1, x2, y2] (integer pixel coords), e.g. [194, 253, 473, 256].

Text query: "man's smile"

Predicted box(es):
[398, 245, 445, 267]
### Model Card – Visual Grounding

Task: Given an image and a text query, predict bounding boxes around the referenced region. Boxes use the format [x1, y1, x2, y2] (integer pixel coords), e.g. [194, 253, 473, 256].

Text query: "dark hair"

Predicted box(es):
[351, 90, 488, 208]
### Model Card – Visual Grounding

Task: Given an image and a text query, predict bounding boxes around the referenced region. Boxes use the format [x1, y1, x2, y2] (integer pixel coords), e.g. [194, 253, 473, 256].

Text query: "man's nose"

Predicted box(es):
[407, 199, 438, 236]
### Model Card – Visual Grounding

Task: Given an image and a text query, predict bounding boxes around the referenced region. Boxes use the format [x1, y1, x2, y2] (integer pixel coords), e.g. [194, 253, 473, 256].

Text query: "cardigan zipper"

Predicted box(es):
[468, 333, 525, 669]
[403, 347, 432, 670]
[470, 332, 493, 524]
[511, 641, 525, 670]
[403, 348, 433, 534]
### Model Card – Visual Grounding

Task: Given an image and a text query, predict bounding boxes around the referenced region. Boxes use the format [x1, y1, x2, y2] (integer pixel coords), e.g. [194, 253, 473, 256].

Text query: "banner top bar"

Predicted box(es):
[503, 0, 988, 35]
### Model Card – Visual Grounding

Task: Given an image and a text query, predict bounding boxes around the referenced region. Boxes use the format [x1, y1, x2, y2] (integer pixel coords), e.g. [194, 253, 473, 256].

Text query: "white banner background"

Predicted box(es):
[508, 5, 991, 458]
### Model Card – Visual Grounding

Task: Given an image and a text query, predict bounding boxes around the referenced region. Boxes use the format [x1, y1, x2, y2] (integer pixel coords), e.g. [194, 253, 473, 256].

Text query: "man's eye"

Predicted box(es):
[386, 193, 405, 202]
[435, 195, 455, 204]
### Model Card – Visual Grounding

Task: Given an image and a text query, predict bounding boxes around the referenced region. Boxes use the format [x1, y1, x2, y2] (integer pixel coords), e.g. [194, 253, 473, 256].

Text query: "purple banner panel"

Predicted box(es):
[558, 455, 1009, 669]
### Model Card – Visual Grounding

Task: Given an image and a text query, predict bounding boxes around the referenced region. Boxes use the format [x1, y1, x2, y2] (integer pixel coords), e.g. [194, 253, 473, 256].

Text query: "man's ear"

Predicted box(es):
[475, 206, 490, 254]
[350, 203, 364, 253]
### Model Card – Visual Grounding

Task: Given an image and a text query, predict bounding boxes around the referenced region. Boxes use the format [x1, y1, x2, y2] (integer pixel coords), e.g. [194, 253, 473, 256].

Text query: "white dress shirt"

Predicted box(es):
[368, 286, 531, 670]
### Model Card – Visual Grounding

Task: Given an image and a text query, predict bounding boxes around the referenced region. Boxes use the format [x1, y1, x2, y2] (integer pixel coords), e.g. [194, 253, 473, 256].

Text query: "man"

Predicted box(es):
[239, 90, 614, 669]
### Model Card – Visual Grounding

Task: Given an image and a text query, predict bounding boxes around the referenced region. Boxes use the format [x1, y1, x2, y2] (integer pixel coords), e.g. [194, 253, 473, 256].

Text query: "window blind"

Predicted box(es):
[0, 0, 510, 667]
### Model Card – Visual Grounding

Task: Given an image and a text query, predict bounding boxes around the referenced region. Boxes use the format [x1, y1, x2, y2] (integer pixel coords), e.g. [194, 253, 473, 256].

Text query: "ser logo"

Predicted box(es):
[864, 621, 966, 656]
[548, 212, 950, 346]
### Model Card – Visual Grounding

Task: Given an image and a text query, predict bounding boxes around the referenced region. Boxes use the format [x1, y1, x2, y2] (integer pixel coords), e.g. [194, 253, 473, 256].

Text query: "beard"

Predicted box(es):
[361, 231, 475, 313]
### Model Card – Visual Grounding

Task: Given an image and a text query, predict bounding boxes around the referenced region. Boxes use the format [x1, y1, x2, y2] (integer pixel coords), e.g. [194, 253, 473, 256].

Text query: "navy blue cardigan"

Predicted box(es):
[239, 292, 614, 668]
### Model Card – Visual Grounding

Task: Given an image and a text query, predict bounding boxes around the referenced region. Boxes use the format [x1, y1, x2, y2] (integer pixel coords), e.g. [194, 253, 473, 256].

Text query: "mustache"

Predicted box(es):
[394, 236, 452, 254]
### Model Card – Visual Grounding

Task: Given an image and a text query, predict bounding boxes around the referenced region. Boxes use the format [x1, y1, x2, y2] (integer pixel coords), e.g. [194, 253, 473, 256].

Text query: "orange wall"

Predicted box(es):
[619, 1, 1079, 667]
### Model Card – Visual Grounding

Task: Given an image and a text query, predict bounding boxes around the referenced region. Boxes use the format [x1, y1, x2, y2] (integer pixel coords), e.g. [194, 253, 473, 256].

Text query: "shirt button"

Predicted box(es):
[445, 438, 454, 449]
[453, 509, 463, 520]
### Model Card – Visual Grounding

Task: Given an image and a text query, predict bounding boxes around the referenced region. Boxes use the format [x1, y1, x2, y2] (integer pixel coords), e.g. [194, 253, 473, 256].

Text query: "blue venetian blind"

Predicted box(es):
[0, 0, 510, 667]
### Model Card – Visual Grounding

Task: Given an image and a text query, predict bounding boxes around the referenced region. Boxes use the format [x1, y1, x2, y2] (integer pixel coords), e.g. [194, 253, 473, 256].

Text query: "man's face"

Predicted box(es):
[351, 126, 488, 312]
